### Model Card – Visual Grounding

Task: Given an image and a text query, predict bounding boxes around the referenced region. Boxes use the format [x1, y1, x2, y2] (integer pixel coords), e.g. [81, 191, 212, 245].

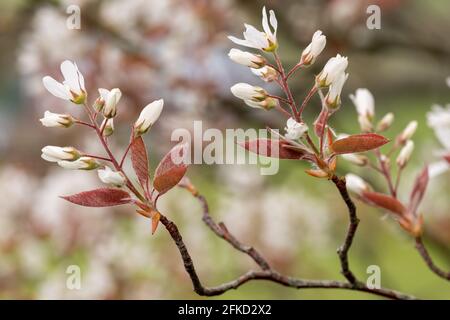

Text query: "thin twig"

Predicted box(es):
[415, 237, 450, 281]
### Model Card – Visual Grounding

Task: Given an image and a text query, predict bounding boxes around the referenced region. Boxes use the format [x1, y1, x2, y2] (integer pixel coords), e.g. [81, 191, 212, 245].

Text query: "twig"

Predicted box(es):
[415, 237, 450, 281]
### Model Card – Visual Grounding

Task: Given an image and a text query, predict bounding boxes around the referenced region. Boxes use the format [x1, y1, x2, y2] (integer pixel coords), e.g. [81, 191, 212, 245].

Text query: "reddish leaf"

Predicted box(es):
[239, 139, 306, 160]
[131, 136, 149, 191]
[314, 108, 329, 138]
[153, 143, 189, 195]
[444, 154, 450, 164]
[362, 191, 406, 216]
[61, 188, 132, 207]
[151, 211, 161, 235]
[331, 133, 389, 155]
[408, 166, 429, 215]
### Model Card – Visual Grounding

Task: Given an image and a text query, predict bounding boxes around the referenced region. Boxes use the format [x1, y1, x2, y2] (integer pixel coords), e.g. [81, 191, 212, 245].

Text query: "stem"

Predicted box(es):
[298, 85, 318, 116]
[286, 62, 304, 79]
[120, 140, 133, 168]
[332, 175, 361, 286]
[415, 237, 450, 281]
[75, 120, 95, 129]
[394, 166, 403, 194]
[273, 52, 300, 121]
[375, 149, 396, 197]
[81, 154, 113, 162]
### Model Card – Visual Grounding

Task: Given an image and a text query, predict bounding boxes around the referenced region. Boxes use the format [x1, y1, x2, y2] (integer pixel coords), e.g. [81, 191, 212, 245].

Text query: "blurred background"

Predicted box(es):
[0, 0, 449, 299]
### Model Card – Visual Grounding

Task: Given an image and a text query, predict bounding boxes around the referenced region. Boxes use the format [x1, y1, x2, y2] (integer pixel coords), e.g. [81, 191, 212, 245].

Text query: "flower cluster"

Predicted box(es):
[39, 60, 186, 233]
[228, 7, 388, 180]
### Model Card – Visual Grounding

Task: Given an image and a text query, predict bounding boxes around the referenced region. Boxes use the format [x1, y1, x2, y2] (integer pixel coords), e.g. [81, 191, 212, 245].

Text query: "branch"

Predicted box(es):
[415, 237, 450, 281]
[158, 184, 417, 299]
[331, 175, 361, 286]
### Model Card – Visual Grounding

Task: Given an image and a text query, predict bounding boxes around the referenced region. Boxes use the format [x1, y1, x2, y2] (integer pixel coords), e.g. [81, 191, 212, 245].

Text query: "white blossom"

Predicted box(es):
[251, 66, 277, 82]
[58, 157, 99, 170]
[325, 72, 348, 109]
[316, 54, 348, 87]
[101, 118, 114, 137]
[350, 88, 375, 119]
[42, 60, 86, 103]
[230, 83, 267, 101]
[377, 113, 394, 132]
[100, 88, 122, 118]
[98, 166, 126, 186]
[134, 99, 164, 136]
[397, 140, 414, 168]
[300, 30, 326, 66]
[40, 111, 74, 128]
[400, 121, 418, 142]
[284, 118, 308, 140]
[342, 154, 368, 166]
[228, 48, 266, 68]
[345, 174, 370, 195]
[228, 6, 278, 52]
[41, 146, 79, 162]
[427, 105, 450, 151]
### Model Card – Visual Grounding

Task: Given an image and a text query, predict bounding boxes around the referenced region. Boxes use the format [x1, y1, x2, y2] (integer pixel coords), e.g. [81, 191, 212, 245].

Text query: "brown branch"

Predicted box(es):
[415, 237, 450, 281]
[331, 175, 361, 286]
[158, 184, 417, 299]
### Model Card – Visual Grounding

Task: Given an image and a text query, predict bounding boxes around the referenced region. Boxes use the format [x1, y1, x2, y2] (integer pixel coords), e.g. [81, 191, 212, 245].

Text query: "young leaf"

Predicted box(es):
[61, 188, 132, 207]
[362, 191, 406, 216]
[131, 136, 150, 191]
[240, 139, 306, 159]
[153, 143, 189, 195]
[408, 166, 429, 215]
[330, 133, 389, 154]
[313, 108, 329, 138]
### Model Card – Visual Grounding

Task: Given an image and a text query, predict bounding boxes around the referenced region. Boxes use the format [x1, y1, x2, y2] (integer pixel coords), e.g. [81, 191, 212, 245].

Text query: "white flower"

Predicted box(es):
[345, 174, 370, 195]
[251, 66, 277, 82]
[230, 83, 267, 101]
[350, 88, 375, 118]
[284, 118, 308, 140]
[427, 105, 450, 151]
[228, 48, 266, 68]
[300, 30, 326, 66]
[316, 54, 348, 87]
[58, 157, 99, 170]
[325, 72, 348, 109]
[98, 166, 126, 186]
[397, 140, 414, 168]
[428, 160, 450, 178]
[243, 98, 276, 110]
[134, 99, 164, 136]
[400, 121, 418, 143]
[100, 88, 122, 118]
[41, 146, 79, 162]
[228, 6, 278, 52]
[358, 114, 373, 133]
[101, 118, 114, 137]
[342, 154, 368, 166]
[40, 111, 74, 128]
[42, 60, 86, 104]
[377, 113, 394, 132]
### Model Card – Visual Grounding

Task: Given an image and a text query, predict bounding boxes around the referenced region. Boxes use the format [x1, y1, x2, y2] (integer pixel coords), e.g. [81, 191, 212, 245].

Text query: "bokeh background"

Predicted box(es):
[0, 0, 449, 299]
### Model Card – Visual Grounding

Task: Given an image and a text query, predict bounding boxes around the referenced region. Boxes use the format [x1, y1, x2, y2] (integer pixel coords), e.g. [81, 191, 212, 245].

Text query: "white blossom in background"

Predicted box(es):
[427, 104, 450, 177]
[134, 99, 164, 136]
[342, 153, 368, 166]
[345, 174, 370, 195]
[350, 88, 375, 132]
[300, 30, 326, 66]
[316, 54, 348, 87]
[98, 166, 126, 186]
[399, 121, 418, 143]
[377, 112, 394, 132]
[42, 60, 86, 103]
[41, 146, 80, 162]
[284, 118, 308, 140]
[40, 111, 74, 128]
[397, 140, 414, 168]
[228, 6, 278, 52]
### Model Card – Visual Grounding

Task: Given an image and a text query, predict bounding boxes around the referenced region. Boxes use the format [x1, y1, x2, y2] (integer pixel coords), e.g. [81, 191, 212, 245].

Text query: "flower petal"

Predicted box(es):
[42, 76, 70, 100]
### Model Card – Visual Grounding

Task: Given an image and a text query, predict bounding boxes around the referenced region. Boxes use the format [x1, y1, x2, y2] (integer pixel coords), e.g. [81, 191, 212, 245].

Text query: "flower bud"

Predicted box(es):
[397, 140, 414, 168]
[284, 117, 308, 140]
[58, 157, 99, 170]
[345, 174, 370, 195]
[102, 118, 114, 137]
[325, 72, 348, 110]
[228, 48, 266, 68]
[399, 121, 418, 143]
[244, 97, 276, 110]
[102, 88, 122, 118]
[93, 95, 105, 112]
[358, 114, 373, 133]
[230, 83, 268, 101]
[134, 99, 164, 136]
[316, 54, 348, 87]
[342, 154, 369, 166]
[98, 166, 126, 186]
[300, 30, 326, 66]
[376, 113, 394, 132]
[41, 146, 80, 162]
[350, 88, 375, 119]
[40, 111, 74, 128]
[251, 66, 278, 82]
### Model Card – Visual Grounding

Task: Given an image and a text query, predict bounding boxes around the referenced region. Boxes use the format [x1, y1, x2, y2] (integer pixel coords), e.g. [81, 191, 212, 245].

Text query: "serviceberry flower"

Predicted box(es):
[316, 54, 348, 87]
[284, 118, 308, 140]
[228, 48, 266, 68]
[100, 88, 122, 118]
[427, 104, 450, 177]
[377, 113, 394, 132]
[350, 88, 375, 132]
[230, 83, 275, 110]
[40, 111, 74, 128]
[228, 6, 278, 52]
[397, 140, 414, 168]
[325, 72, 348, 110]
[251, 66, 278, 82]
[345, 173, 371, 195]
[58, 157, 99, 170]
[134, 99, 164, 136]
[41, 146, 80, 162]
[98, 166, 126, 186]
[101, 118, 114, 137]
[42, 60, 86, 104]
[300, 30, 326, 66]
[399, 121, 418, 143]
